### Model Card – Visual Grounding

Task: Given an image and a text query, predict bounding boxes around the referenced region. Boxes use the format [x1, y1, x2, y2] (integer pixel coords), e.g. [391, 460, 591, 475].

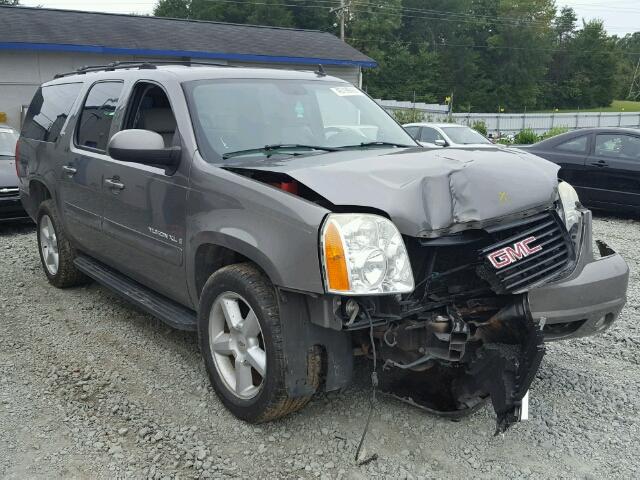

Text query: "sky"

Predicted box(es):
[17, 0, 640, 36]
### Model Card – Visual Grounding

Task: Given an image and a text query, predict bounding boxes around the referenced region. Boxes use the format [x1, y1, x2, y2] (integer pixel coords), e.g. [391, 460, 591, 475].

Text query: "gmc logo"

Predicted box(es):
[487, 236, 542, 269]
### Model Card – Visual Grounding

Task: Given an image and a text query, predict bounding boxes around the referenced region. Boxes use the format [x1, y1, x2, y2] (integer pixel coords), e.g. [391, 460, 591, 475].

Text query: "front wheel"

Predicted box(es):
[198, 263, 320, 423]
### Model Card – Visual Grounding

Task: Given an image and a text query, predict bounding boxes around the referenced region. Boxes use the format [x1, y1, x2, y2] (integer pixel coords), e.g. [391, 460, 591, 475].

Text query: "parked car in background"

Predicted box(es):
[403, 122, 493, 147]
[516, 128, 640, 212]
[0, 125, 28, 221]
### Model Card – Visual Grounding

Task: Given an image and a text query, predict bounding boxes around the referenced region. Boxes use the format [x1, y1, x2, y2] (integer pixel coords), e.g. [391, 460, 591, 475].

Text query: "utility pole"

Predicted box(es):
[330, 0, 349, 41]
[628, 57, 640, 101]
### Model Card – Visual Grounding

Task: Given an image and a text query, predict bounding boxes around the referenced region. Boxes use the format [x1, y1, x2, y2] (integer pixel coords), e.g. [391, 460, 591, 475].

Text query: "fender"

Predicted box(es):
[187, 230, 285, 307]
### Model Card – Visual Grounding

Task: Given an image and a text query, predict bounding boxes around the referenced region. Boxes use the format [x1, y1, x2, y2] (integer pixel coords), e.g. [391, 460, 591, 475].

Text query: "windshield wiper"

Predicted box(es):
[223, 144, 338, 160]
[338, 141, 415, 149]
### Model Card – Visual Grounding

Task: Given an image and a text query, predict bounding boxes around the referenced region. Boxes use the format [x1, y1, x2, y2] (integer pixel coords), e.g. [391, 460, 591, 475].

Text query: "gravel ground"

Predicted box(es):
[1, 214, 639, 479]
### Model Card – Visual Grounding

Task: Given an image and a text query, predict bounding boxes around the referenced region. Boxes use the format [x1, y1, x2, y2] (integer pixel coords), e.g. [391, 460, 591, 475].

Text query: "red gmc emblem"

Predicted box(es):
[487, 236, 543, 269]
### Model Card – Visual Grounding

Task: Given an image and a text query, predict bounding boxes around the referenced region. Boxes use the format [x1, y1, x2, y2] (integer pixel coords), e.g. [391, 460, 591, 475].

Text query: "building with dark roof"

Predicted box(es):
[0, 6, 376, 129]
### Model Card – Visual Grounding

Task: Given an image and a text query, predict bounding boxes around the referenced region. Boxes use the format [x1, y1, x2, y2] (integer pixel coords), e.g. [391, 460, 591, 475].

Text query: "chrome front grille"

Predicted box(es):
[0, 187, 19, 198]
[478, 211, 574, 293]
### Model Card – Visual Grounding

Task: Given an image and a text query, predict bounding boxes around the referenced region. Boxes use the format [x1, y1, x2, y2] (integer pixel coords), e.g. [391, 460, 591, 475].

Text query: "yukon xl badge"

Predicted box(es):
[487, 236, 542, 269]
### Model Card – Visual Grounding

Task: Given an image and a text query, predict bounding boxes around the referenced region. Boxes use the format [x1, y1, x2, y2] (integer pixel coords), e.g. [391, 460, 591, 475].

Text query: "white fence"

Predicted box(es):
[376, 100, 640, 134]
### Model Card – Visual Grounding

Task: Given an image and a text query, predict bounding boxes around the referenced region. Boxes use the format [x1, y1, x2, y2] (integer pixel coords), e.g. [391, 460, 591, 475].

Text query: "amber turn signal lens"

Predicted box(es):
[323, 221, 350, 292]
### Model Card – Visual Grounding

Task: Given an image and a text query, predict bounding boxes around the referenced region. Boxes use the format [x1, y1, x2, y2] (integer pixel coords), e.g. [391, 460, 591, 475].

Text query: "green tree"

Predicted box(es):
[0, 0, 20, 4]
[554, 6, 577, 43]
[154, 0, 190, 18]
[363, 42, 439, 103]
[154, 0, 294, 27]
[614, 33, 640, 99]
[551, 20, 617, 108]
[150, 0, 626, 110]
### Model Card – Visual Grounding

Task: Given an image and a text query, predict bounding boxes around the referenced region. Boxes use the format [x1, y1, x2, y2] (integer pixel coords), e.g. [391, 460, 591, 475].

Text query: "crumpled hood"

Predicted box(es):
[225, 147, 560, 237]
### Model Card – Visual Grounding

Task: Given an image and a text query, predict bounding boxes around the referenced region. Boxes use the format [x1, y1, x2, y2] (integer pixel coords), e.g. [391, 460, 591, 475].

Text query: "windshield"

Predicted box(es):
[441, 126, 491, 145]
[184, 79, 415, 160]
[0, 130, 19, 157]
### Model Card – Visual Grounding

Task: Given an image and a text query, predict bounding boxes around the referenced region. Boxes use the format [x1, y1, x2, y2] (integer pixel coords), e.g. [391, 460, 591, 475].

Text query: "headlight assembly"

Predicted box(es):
[557, 181, 581, 234]
[320, 213, 415, 295]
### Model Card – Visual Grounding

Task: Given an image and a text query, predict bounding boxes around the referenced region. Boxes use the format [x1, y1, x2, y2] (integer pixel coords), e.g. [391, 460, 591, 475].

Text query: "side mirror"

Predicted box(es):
[434, 139, 447, 147]
[107, 129, 181, 171]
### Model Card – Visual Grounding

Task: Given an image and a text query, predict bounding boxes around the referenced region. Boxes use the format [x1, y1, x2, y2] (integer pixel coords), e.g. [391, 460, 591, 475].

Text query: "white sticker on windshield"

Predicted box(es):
[330, 86, 364, 97]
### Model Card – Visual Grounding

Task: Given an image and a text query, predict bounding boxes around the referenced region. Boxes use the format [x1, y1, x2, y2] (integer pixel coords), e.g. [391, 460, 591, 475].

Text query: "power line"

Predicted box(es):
[348, 36, 640, 57]
[629, 57, 640, 100]
[26, 0, 640, 32]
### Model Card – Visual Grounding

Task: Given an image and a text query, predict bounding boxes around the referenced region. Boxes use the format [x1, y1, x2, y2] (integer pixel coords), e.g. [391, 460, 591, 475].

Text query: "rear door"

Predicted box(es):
[585, 132, 640, 208]
[65, 81, 124, 254]
[100, 81, 190, 305]
[19, 82, 84, 224]
[536, 133, 591, 200]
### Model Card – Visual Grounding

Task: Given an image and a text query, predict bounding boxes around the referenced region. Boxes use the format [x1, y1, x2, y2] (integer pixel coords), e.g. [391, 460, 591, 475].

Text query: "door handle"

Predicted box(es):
[589, 160, 608, 167]
[62, 165, 77, 176]
[104, 178, 125, 191]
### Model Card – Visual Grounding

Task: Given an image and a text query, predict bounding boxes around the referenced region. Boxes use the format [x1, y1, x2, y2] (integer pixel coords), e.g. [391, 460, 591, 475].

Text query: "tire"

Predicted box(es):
[36, 199, 89, 288]
[198, 263, 320, 423]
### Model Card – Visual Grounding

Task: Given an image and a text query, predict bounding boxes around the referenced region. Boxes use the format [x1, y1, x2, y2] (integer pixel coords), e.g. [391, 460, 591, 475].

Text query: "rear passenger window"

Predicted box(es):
[22, 83, 82, 143]
[76, 81, 123, 152]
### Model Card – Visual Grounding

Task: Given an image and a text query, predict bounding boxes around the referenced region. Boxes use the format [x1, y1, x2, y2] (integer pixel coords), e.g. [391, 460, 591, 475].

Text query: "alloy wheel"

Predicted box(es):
[39, 214, 59, 275]
[208, 292, 267, 400]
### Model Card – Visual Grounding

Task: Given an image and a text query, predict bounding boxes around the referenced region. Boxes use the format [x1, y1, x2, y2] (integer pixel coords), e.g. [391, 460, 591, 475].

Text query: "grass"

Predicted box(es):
[533, 100, 640, 113]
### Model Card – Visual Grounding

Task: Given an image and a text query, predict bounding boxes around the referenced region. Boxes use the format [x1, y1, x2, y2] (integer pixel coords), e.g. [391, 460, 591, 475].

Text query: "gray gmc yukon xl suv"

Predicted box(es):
[17, 63, 628, 432]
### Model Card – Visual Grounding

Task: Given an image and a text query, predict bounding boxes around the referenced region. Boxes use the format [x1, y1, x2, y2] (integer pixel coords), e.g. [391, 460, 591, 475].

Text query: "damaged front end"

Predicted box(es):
[343, 209, 575, 433]
[219, 150, 618, 433]
[368, 300, 543, 434]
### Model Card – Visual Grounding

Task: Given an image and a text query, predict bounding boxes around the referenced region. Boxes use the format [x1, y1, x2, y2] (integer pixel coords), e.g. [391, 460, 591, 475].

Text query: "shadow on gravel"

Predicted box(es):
[591, 209, 639, 222]
[0, 219, 35, 236]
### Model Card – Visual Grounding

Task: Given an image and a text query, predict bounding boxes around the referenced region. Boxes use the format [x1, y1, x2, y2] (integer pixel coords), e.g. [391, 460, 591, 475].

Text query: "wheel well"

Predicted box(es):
[194, 244, 251, 298]
[29, 180, 52, 207]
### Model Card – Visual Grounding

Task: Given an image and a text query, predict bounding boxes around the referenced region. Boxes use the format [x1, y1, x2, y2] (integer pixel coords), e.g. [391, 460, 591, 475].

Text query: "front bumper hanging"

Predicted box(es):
[528, 210, 629, 341]
[379, 299, 545, 434]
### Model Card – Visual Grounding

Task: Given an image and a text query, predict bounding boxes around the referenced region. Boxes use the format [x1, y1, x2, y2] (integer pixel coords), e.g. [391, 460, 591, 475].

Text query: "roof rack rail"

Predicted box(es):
[53, 60, 235, 79]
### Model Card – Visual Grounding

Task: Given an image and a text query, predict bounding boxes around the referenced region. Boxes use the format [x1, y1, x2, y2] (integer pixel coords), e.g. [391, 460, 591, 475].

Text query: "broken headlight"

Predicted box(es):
[557, 181, 581, 234]
[320, 213, 415, 295]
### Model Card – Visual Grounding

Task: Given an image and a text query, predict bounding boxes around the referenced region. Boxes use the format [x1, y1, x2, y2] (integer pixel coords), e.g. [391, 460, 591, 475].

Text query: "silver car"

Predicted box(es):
[0, 125, 27, 221]
[404, 122, 493, 148]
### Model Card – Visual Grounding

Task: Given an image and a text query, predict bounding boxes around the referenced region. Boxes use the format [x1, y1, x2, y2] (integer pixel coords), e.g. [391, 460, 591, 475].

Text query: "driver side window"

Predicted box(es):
[420, 127, 444, 144]
[123, 83, 177, 148]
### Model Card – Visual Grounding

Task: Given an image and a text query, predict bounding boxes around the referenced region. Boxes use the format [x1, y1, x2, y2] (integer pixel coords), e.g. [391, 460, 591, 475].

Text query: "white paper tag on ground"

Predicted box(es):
[520, 390, 529, 421]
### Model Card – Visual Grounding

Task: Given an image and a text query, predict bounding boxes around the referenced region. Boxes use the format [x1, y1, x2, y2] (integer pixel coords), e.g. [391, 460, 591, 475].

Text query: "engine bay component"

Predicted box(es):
[355, 298, 544, 433]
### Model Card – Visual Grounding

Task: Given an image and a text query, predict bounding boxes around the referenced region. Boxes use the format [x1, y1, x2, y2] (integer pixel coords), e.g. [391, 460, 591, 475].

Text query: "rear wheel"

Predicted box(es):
[198, 263, 320, 422]
[36, 199, 88, 288]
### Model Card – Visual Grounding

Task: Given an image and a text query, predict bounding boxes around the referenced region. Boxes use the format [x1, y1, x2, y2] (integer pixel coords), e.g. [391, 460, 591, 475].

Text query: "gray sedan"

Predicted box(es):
[0, 126, 28, 221]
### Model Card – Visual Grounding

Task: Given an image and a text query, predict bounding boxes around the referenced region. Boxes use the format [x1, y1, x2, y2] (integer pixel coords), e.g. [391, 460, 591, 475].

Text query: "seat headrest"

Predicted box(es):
[141, 109, 176, 133]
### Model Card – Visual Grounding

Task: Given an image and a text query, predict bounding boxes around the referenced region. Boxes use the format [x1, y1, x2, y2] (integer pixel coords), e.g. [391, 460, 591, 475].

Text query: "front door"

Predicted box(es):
[62, 81, 124, 255]
[586, 132, 640, 208]
[100, 82, 190, 305]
